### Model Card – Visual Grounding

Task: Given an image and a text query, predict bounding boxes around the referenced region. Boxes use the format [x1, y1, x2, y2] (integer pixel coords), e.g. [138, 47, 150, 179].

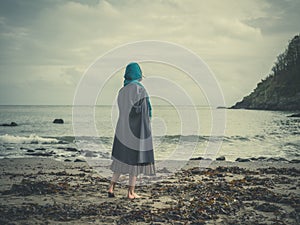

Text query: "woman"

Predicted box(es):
[108, 62, 155, 199]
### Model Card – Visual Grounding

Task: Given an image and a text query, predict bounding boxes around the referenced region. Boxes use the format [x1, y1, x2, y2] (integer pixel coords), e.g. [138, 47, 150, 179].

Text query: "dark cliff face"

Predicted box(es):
[231, 34, 300, 111]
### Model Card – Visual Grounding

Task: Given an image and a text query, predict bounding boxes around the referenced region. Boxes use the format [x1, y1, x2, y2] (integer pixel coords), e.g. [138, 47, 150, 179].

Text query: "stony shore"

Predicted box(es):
[0, 158, 299, 224]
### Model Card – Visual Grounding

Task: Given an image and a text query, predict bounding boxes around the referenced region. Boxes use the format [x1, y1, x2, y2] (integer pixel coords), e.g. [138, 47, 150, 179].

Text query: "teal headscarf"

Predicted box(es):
[123, 62, 152, 118]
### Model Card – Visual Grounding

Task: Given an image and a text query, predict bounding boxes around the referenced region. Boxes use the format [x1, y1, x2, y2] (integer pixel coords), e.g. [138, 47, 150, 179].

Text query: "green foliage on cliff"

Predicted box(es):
[232, 34, 300, 110]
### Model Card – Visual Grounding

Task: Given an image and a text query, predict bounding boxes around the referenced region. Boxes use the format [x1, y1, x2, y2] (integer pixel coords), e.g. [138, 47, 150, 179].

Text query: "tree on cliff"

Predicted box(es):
[231, 34, 300, 111]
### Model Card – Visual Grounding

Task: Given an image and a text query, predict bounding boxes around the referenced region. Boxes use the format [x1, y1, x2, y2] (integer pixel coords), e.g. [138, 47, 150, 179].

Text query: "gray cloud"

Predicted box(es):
[0, 0, 299, 105]
[244, 0, 300, 35]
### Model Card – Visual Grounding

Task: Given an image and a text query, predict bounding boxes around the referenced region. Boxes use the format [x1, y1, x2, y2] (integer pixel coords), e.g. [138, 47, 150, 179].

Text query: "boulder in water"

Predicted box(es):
[189, 156, 204, 160]
[236, 157, 250, 162]
[65, 147, 78, 152]
[1, 122, 18, 127]
[74, 158, 86, 163]
[287, 113, 300, 117]
[26, 151, 55, 157]
[84, 151, 97, 157]
[53, 119, 64, 124]
[216, 156, 226, 161]
[289, 159, 300, 163]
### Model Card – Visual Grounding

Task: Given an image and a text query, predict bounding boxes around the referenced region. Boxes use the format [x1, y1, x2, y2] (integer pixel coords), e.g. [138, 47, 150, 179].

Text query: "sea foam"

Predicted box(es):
[0, 134, 59, 144]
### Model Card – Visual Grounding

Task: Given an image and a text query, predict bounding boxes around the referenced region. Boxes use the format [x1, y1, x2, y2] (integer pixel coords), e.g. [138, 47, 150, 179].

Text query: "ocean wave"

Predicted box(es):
[154, 135, 208, 143]
[56, 136, 75, 143]
[158, 135, 252, 143]
[73, 135, 253, 143]
[0, 134, 59, 144]
[30, 134, 258, 146]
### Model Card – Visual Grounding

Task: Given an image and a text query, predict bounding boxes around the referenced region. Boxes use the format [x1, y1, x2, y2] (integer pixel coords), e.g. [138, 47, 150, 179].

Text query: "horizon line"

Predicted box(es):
[0, 104, 223, 107]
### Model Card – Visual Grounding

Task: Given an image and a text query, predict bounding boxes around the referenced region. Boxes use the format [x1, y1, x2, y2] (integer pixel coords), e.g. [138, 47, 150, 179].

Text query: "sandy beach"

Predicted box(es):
[0, 158, 299, 224]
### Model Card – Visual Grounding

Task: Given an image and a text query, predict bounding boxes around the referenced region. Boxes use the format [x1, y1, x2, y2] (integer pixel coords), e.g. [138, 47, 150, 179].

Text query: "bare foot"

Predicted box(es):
[128, 192, 141, 199]
[108, 185, 114, 194]
[108, 188, 114, 196]
[128, 194, 135, 199]
[133, 193, 141, 198]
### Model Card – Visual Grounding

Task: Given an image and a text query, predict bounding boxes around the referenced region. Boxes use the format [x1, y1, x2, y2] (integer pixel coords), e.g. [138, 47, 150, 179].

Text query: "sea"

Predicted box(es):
[0, 105, 299, 163]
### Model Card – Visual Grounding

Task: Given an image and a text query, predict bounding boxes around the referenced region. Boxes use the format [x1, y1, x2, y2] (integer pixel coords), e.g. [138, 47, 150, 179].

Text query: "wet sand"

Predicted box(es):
[0, 158, 299, 224]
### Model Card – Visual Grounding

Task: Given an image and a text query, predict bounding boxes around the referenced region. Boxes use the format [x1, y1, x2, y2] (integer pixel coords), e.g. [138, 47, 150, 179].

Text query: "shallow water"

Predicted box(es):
[0, 105, 299, 161]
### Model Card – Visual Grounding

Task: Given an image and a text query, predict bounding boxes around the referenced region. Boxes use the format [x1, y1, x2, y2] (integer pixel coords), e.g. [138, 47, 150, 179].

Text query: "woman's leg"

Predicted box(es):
[128, 175, 141, 199]
[108, 172, 120, 194]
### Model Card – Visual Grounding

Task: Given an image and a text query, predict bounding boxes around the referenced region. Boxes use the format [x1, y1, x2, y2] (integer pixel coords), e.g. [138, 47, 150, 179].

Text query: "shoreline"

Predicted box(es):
[0, 157, 299, 224]
[1, 152, 299, 164]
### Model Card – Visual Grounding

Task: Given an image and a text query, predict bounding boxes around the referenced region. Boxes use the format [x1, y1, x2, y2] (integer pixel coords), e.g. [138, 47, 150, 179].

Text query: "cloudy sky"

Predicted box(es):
[0, 0, 299, 106]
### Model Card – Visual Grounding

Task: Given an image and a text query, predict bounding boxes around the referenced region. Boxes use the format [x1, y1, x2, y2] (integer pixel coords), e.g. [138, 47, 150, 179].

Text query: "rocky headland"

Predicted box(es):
[231, 34, 300, 111]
